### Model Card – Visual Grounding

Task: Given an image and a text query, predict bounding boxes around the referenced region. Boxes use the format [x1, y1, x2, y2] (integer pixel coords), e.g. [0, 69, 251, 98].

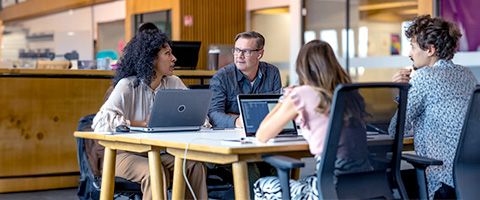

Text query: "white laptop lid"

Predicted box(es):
[237, 94, 298, 137]
[131, 89, 212, 132]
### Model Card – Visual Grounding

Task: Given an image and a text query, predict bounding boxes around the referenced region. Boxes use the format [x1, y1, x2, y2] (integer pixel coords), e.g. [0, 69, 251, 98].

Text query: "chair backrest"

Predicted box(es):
[76, 114, 101, 200]
[76, 114, 143, 200]
[317, 83, 409, 199]
[454, 87, 480, 199]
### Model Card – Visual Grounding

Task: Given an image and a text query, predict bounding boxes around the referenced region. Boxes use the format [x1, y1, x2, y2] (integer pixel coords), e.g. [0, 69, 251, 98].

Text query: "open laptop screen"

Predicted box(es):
[238, 95, 297, 137]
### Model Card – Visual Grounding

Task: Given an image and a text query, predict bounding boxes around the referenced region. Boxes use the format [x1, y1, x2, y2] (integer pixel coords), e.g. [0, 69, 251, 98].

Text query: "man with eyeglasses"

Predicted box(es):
[208, 31, 282, 128]
[207, 31, 281, 198]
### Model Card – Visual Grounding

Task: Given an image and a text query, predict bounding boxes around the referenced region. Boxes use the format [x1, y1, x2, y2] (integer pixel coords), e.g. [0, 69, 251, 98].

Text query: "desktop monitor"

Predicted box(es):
[171, 41, 201, 70]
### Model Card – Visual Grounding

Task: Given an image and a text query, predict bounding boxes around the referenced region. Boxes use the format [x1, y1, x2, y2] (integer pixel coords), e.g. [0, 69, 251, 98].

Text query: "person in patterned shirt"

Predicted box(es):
[390, 15, 478, 199]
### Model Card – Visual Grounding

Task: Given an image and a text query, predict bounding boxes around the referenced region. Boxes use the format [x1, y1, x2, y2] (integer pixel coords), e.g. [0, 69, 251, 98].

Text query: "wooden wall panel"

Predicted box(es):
[126, 0, 245, 69]
[179, 0, 246, 69]
[0, 77, 111, 178]
[125, 0, 181, 40]
[0, 20, 3, 60]
[0, 0, 115, 22]
[417, 0, 434, 16]
[0, 69, 213, 192]
[0, 75, 111, 192]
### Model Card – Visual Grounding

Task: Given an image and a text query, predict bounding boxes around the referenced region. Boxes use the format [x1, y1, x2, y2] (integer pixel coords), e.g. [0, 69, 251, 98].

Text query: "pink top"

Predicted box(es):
[284, 85, 329, 156]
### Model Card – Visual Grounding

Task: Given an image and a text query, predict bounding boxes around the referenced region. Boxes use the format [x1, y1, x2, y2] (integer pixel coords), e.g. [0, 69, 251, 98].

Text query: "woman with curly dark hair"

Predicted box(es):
[92, 28, 207, 200]
[390, 15, 477, 199]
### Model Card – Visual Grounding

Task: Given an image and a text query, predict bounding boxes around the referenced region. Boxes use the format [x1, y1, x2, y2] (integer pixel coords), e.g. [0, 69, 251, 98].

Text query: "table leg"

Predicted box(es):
[100, 147, 116, 200]
[148, 150, 164, 200]
[232, 161, 250, 200]
[172, 157, 186, 200]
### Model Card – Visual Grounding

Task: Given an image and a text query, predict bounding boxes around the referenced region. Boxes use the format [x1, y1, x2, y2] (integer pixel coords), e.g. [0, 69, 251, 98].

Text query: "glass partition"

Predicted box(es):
[303, 0, 348, 59]
[303, 0, 419, 82]
[350, 0, 417, 82]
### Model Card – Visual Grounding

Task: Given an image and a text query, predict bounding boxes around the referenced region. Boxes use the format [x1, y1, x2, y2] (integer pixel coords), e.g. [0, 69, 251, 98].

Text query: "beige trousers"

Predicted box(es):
[115, 152, 208, 200]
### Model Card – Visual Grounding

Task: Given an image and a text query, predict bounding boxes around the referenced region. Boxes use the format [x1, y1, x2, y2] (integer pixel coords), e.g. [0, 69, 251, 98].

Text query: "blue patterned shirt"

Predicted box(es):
[389, 59, 477, 199]
[208, 61, 282, 128]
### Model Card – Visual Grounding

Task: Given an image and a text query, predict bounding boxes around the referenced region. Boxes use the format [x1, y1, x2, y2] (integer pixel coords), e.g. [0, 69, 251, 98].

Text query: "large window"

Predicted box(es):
[303, 0, 418, 82]
[303, 0, 348, 60]
[133, 10, 171, 38]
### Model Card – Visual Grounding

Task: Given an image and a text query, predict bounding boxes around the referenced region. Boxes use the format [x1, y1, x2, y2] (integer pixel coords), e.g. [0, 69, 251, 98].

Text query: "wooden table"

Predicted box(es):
[74, 129, 311, 200]
[74, 130, 414, 200]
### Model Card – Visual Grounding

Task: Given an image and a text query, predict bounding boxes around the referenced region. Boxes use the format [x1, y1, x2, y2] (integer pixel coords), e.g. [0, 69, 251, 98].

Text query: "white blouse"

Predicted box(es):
[92, 75, 187, 132]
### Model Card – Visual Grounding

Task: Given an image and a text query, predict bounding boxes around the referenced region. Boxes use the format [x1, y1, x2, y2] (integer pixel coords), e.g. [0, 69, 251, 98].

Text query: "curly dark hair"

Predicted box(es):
[405, 15, 462, 60]
[113, 29, 171, 87]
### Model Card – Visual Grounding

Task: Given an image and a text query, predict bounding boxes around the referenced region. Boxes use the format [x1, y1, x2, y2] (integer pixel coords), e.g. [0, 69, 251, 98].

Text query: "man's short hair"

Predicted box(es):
[234, 31, 265, 50]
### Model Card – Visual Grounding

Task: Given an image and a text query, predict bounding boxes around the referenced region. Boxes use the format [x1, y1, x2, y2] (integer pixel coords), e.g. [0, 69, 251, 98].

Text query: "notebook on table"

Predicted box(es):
[130, 89, 212, 132]
[237, 94, 305, 143]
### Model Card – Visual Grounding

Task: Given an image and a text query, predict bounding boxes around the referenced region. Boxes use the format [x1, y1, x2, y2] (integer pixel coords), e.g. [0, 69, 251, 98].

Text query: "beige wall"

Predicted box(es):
[2, 1, 125, 61]
[247, 0, 302, 85]
[92, 0, 126, 40]
[251, 13, 290, 63]
[246, 0, 289, 10]
[251, 12, 290, 86]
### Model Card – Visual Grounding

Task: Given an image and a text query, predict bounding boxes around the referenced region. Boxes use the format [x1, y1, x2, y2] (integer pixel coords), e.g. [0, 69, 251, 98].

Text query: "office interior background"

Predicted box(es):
[0, 0, 479, 197]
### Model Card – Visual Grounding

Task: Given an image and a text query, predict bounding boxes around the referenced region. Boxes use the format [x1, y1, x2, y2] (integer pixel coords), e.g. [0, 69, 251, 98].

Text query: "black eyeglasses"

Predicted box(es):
[232, 48, 261, 57]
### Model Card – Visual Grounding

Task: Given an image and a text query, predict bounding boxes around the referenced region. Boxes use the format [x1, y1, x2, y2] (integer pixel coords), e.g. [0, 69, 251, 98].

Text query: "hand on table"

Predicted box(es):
[235, 115, 244, 128]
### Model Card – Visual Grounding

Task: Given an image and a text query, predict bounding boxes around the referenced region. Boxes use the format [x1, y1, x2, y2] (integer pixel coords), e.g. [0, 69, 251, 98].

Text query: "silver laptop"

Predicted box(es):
[237, 94, 305, 143]
[130, 89, 212, 132]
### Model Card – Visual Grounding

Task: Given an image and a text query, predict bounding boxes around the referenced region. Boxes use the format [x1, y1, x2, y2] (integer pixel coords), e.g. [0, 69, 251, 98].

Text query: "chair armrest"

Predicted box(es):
[262, 155, 305, 170]
[262, 155, 303, 200]
[402, 153, 442, 200]
[402, 153, 443, 169]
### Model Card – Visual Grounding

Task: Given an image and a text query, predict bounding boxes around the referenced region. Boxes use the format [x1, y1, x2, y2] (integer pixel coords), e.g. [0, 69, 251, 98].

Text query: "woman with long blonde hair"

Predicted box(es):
[254, 40, 352, 199]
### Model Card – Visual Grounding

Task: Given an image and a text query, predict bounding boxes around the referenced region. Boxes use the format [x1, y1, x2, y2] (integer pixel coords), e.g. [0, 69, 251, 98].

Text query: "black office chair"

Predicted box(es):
[262, 83, 410, 199]
[205, 164, 234, 200]
[453, 87, 480, 199]
[76, 114, 142, 200]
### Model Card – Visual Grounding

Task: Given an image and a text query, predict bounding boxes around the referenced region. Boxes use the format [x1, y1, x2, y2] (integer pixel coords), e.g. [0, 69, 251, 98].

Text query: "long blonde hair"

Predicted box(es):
[295, 40, 351, 113]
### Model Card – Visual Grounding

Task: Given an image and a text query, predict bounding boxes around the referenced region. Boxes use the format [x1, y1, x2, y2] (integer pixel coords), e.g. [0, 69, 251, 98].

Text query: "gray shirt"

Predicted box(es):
[208, 62, 282, 128]
[92, 75, 187, 132]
